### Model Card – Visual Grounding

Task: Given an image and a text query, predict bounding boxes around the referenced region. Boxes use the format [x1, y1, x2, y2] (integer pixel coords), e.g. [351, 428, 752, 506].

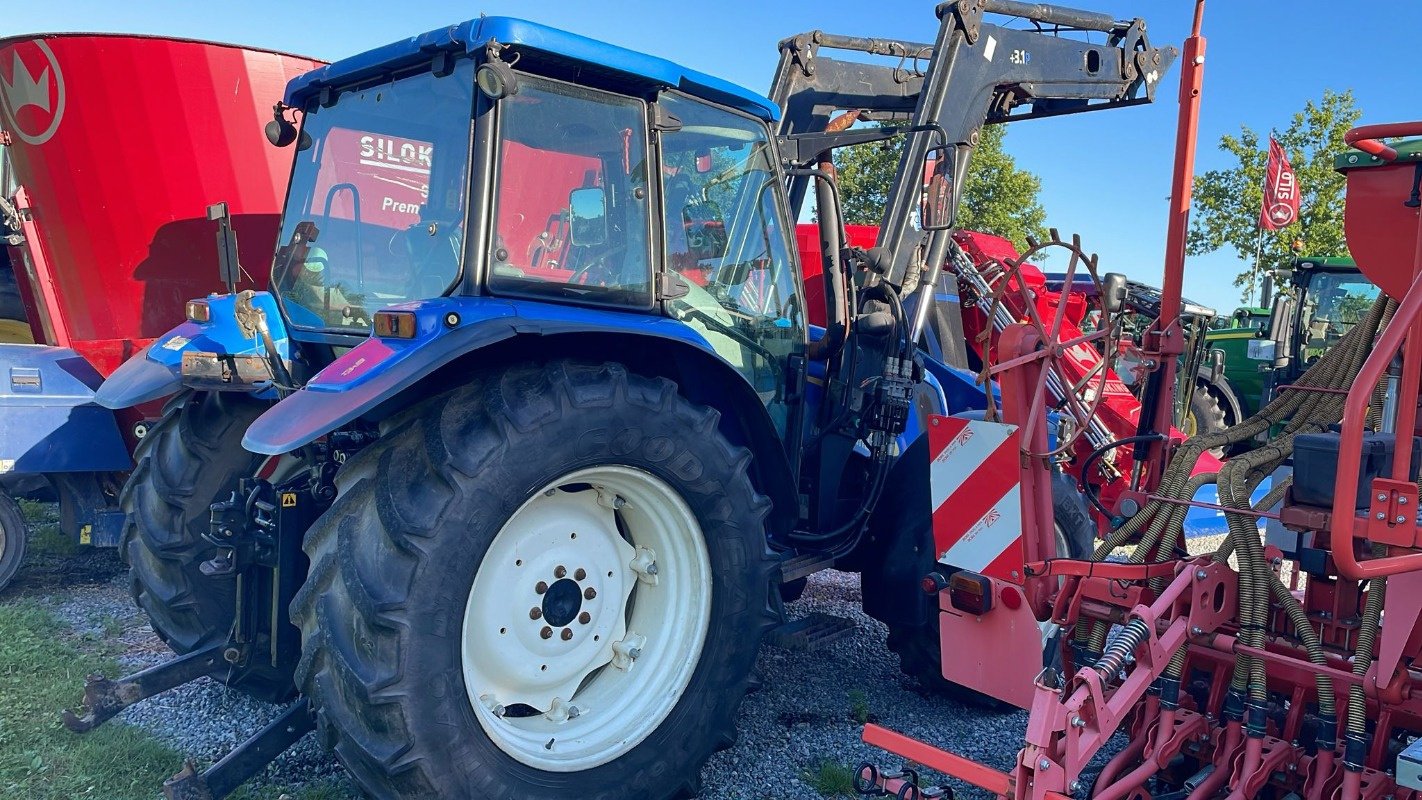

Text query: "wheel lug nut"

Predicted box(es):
[574, 568, 586, 580]
[561, 628, 573, 641]
[578, 611, 591, 624]
[584, 587, 597, 600]
[535, 581, 548, 594]
[541, 626, 553, 639]
[555, 565, 567, 578]
[530, 607, 542, 620]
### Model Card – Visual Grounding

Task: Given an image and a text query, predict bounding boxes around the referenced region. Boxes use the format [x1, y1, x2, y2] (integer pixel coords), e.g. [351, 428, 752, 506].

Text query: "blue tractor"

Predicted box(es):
[77, 5, 1173, 798]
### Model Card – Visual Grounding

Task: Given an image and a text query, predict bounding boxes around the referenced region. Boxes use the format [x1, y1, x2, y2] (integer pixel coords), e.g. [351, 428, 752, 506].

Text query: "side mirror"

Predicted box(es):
[1101, 272, 1128, 314]
[682, 199, 728, 261]
[207, 202, 241, 295]
[920, 144, 956, 231]
[568, 187, 607, 247]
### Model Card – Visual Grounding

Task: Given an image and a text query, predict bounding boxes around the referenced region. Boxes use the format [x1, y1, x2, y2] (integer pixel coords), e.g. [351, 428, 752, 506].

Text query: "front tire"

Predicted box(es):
[121, 392, 265, 654]
[293, 361, 776, 799]
[0, 492, 28, 592]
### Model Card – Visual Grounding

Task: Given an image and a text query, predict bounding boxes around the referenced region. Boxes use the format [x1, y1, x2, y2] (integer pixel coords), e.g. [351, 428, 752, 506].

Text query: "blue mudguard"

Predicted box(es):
[94, 292, 289, 410]
[242, 296, 742, 455]
[0, 345, 129, 474]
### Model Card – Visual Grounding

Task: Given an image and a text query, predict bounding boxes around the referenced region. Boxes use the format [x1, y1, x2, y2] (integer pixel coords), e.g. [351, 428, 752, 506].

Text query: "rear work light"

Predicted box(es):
[948, 571, 994, 616]
[185, 299, 210, 323]
[373, 310, 417, 339]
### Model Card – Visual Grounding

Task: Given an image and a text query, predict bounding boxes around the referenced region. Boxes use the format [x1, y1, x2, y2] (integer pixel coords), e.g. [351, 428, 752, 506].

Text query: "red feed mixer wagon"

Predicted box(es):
[0, 33, 321, 589]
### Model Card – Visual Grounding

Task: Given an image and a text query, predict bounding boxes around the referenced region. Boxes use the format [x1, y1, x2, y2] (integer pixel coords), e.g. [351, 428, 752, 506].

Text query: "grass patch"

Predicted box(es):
[848, 689, 870, 725]
[17, 499, 71, 558]
[0, 600, 177, 799]
[0, 600, 352, 799]
[801, 759, 856, 797]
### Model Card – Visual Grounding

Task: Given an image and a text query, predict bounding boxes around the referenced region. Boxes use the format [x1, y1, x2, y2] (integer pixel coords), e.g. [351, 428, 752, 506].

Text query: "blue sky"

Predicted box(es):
[7, 1, 1417, 314]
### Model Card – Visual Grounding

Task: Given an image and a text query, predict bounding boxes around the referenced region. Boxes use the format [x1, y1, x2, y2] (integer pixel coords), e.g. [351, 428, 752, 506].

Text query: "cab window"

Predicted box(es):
[487, 75, 652, 306]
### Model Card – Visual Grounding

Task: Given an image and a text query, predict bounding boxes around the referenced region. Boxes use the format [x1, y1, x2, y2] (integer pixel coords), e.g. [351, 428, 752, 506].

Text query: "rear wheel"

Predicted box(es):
[887, 470, 1094, 702]
[0, 492, 28, 592]
[293, 361, 777, 800]
[121, 393, 265, 654]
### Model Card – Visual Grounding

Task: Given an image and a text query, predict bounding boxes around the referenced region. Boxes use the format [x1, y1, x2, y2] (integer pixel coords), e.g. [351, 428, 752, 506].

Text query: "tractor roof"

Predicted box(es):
[1292, 256, 1357, 271]
[284, 16, 780, 122]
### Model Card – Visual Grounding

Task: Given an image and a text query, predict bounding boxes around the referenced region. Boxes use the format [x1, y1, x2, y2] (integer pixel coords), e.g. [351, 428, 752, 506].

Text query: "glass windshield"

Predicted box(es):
[272, 60, 475, 332]
[1298, 271, 1379, 363]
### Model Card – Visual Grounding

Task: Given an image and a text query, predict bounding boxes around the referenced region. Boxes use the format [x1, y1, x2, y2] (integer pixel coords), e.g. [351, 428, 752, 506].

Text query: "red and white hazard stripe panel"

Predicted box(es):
[928, 415, 1025, 585]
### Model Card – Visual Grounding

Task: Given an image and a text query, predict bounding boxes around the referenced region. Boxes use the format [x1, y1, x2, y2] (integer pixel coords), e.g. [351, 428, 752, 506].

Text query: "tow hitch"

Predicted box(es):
[162, 698, 316, 800]
[61, 436, 361, 799]
[61, 644, 225, 732]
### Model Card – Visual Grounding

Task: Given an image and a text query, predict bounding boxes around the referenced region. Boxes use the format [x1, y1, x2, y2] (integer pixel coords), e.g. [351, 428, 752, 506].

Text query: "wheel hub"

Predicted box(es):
[540, 577, 583, 627]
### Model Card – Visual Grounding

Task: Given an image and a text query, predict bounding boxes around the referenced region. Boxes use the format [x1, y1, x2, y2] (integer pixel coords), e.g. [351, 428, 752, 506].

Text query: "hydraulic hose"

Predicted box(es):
[1347, 552, 1387, 767]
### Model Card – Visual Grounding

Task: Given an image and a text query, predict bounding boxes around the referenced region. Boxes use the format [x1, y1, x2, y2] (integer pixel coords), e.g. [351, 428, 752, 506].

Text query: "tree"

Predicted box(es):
[833, 124, 1048, 254]
[1187, 89, 1361, 304]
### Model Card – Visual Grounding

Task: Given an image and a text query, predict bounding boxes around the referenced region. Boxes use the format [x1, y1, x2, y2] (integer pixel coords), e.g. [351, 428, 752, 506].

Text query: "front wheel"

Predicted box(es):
[293, 361, 776, 799]
[0, 492, 28, 592]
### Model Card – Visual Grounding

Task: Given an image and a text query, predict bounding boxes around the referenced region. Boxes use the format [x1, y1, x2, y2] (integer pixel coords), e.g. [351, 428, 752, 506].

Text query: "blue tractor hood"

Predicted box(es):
[283, 16, 780, 123]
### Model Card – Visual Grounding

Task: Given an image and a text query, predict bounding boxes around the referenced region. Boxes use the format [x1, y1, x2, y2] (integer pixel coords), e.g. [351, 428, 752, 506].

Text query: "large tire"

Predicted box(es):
[887, 470, 1095, 702]
[0, 491, 28, 592]
[121, 392, 265, 655]
[292, 361, 777, 800]
[1187, 383, 1229, 457]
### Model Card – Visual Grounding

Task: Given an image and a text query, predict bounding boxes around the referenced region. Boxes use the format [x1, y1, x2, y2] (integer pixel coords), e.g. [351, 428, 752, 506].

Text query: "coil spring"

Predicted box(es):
[1094, 619, 1149, 678]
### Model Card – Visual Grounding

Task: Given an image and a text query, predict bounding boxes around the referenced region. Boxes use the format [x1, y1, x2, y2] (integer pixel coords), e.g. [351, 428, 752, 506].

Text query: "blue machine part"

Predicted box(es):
[1185, 479, 1273, 539]
[0, 345, 129, 474]
[285, 17, 780, 123]
[243, 296, 755, 455]
[95, 292, 289, 410]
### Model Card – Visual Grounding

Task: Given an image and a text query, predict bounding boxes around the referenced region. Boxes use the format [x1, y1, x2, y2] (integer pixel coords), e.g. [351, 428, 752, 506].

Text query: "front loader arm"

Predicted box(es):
[772, 0, 1175, 284]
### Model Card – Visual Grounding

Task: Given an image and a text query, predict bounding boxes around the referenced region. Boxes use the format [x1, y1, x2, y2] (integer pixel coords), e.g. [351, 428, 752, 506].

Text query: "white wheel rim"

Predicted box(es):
[461, 465, 712, 772]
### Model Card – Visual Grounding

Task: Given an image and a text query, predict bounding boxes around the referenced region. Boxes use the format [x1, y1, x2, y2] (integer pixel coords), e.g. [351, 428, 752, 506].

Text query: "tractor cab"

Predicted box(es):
[158, 18, 810, 436]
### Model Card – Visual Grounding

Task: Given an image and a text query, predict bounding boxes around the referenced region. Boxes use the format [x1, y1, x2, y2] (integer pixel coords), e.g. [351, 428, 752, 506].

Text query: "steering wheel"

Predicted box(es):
[568, 244, 627, 287]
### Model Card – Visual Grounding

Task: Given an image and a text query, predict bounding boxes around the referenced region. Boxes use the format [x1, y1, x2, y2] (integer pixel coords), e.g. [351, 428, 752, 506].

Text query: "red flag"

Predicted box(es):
[1259, 137, 1300, 230]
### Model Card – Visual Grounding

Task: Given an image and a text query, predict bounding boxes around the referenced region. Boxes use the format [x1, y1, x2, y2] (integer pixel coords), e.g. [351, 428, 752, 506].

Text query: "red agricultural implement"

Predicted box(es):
[856, 5, 1422, 799]
[0, 34, 320, 588]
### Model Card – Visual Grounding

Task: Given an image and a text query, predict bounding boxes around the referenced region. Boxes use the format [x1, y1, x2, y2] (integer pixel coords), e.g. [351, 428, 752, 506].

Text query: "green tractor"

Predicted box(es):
[1202, 256, 1377, 427]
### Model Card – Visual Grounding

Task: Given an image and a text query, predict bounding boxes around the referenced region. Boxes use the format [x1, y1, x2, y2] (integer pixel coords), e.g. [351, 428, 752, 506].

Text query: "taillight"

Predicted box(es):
[185, 299, 210, 323]
[373, 310, 417, 339]
[948, 571, 994, 615]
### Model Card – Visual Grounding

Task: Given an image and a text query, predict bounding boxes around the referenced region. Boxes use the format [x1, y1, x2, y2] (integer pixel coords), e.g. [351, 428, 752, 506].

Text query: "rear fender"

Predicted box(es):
[94, 292, 288, 409]
[245, 296, 759, 454]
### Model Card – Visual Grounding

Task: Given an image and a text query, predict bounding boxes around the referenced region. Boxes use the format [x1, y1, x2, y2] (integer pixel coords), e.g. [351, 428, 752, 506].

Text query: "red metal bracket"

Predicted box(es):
[1364, 478, 1420, 548]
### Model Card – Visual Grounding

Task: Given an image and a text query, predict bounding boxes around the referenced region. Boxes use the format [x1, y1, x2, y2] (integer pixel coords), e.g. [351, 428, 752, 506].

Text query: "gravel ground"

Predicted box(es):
[31, 563, 1120, 799]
